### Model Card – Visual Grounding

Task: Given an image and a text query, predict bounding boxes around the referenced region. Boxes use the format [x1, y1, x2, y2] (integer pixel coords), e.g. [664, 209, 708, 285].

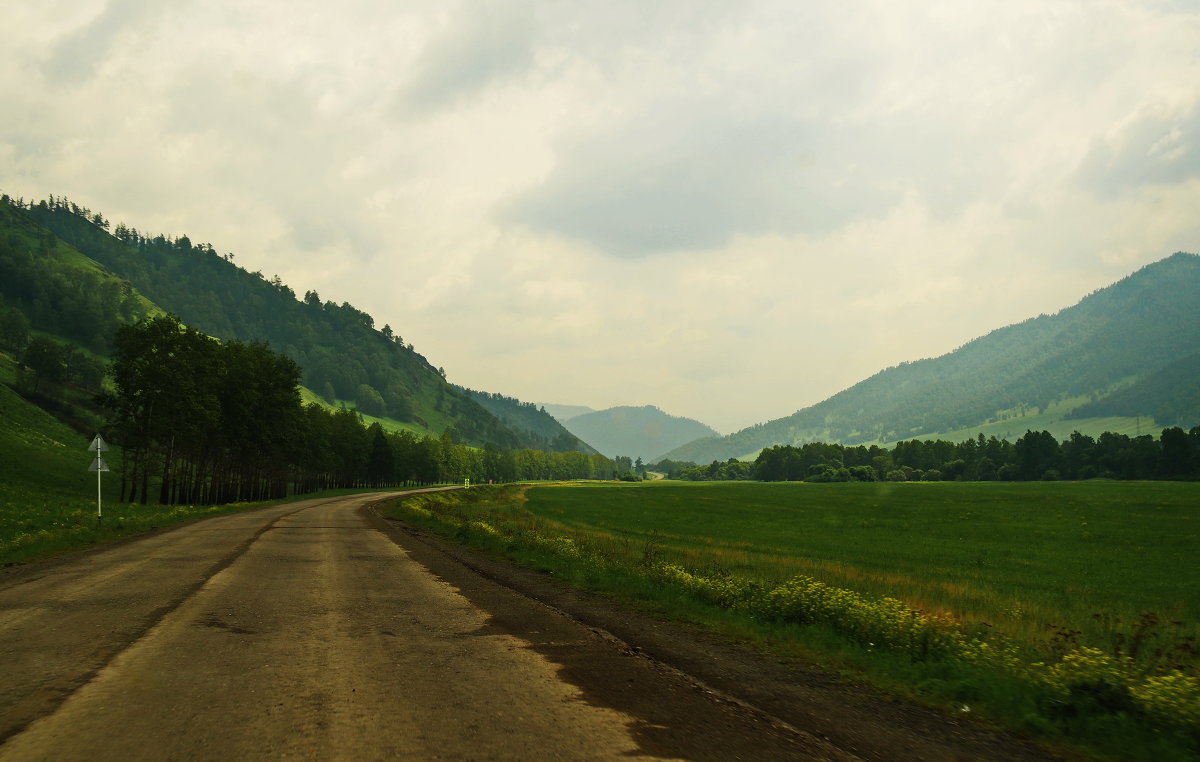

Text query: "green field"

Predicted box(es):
[525, 481, 1199, 648]
[388, 480, 1200, 760]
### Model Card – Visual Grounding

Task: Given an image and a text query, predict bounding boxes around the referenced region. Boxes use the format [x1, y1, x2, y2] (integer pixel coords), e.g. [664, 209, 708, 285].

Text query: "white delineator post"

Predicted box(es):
[88, 434, 110, 518]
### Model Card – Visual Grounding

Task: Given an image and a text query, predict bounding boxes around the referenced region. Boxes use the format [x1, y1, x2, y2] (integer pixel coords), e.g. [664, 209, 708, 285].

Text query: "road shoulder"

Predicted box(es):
[366, 504, 1059, 762]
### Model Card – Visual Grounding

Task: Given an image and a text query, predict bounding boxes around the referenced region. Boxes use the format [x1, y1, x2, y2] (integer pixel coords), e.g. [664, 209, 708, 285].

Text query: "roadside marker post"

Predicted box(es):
[87, 434, 110, 518]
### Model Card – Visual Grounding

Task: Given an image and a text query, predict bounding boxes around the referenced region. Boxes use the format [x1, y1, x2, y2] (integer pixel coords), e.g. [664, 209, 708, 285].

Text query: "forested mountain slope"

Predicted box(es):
[665, 253, 1200, 462]
[0, 199, 156, 355]
[562, 405, 719, 461]
[1068, 351, 1200, 428]
[459, 387, 597, 454]
[6, 196, 549, 450]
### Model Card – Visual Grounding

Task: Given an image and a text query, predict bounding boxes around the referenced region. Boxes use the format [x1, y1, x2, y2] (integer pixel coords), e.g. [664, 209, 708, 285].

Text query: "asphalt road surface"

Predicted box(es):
[0, 491, 851, 761]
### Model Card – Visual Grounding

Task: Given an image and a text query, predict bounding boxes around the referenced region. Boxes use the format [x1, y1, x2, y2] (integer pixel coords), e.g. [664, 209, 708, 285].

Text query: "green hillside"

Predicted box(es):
[0, 353, 109, 505]
[13, 196, 547, 449]
[665, 252, 1200, 462]
[0, 199, 157, 356]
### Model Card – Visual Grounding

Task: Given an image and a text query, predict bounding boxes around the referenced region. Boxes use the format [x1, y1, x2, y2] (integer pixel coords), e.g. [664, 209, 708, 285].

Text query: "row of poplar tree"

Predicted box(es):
[108, 315, 616, 505]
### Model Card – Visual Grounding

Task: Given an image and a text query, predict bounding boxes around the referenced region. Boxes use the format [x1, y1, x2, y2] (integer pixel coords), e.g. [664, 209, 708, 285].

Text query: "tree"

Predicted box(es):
[1158, 427, 1192, 478]
[355, 383, 386, 417]
[108, 314, 304, 504]
[0, 303, 30, 351]
[20, 336, 67, 393]
[365, 424, 393, 486]
[64, 347, 105, 391]
[384, 382, 413, 421]
[109, 315, 221, 503]
[1015, 430, 1059, 480]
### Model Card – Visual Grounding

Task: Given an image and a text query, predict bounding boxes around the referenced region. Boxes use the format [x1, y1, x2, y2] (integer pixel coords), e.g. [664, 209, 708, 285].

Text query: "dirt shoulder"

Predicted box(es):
[367, 506, 1061, 762]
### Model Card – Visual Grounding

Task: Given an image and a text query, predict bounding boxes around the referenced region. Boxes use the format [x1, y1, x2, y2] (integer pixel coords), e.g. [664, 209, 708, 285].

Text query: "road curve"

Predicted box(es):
[0, 490, 842, 761]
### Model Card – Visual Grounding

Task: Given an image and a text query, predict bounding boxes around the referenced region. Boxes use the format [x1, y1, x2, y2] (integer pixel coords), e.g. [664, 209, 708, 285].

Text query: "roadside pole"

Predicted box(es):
[88, 434, 110, 518]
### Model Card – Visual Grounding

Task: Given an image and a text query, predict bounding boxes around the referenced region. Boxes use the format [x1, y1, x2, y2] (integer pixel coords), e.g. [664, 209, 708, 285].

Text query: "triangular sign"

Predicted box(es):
[89, 455, 110, 472]
[88, 435, 109, 453]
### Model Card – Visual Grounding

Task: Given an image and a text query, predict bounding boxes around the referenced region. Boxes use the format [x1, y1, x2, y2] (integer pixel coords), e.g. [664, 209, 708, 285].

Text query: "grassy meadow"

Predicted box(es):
[526, 481, 1199, 648]
[387, 480, 1200, 760]
[0, 373, 245, 564]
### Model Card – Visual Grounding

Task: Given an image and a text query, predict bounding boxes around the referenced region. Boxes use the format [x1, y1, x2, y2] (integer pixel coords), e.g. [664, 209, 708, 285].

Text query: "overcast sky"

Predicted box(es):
[3, 1, 1199, 433]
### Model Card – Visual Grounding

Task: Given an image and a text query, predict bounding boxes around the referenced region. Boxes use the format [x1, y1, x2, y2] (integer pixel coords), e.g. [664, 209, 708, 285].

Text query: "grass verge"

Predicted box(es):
[0, 486, 409, 566]
[383, 483, 1199, 762]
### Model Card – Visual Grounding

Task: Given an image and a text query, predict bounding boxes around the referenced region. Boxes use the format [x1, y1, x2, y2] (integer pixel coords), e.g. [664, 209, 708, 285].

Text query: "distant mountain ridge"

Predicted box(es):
[664, 252, 1200, 463]
[559, 405, 719, 461]
[539, 403, 596, 422]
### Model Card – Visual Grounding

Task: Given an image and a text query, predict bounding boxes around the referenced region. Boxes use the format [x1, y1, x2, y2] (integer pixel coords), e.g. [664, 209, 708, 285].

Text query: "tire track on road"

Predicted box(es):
[0, 493, 396, 745]
[1, 491, 688, 760]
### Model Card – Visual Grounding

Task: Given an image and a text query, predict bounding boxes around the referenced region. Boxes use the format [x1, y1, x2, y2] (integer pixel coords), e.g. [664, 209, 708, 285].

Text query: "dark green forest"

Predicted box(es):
[0, 200, 151, 360]
[663, 427, 1200, 482]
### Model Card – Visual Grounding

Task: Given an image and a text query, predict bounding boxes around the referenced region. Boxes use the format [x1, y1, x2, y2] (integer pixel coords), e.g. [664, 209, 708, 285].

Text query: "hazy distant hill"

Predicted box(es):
[539, 403, 596, 422]
[459, 388, 597, 454]
[664, 252, 1200, 462]
[561, 405, 719, 461]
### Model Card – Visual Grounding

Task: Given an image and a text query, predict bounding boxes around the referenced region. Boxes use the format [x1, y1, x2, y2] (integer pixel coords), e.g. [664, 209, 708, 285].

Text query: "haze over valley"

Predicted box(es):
[4, 2, 1200, 434]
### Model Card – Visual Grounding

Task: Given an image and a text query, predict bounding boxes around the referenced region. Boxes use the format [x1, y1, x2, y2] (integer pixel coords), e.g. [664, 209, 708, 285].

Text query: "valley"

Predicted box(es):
[1, 193, 1197, 760]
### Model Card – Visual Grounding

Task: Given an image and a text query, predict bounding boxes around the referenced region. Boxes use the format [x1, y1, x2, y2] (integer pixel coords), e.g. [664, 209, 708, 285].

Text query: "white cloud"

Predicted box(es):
[1076, 99, 1200, 195]
[2, 0, 1199, 434]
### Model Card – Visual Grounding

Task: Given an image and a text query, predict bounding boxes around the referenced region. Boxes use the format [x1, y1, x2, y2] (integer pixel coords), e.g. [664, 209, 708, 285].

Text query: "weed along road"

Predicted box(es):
[0, 491, 844, 761]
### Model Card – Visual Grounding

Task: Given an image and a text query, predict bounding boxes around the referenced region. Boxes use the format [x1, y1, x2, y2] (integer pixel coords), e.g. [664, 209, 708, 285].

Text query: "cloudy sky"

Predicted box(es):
[3, 1, 1199, 433]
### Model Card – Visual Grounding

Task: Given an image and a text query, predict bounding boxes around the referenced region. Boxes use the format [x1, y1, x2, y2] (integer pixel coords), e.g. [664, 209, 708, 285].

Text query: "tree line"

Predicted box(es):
[106, 315, 618, 505]
[662, 427, 1200, 482]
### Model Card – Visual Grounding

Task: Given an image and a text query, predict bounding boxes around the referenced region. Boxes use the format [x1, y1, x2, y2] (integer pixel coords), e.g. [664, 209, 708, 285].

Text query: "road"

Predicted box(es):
[0, 490, 845, 761]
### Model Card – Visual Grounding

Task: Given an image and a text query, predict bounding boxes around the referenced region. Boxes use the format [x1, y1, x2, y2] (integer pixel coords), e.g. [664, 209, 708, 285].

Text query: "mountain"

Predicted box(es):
[3, 195, 570, 451]
[664, 252, 1200, 463]
[538, 403, 596, 422]
[458, 387, 597, 453]
[560, 405, 720, 461]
